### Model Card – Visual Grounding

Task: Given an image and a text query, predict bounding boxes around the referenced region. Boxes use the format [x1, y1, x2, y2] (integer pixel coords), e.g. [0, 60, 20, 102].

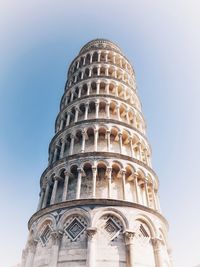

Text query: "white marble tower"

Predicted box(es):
[21, 39, 172, 267]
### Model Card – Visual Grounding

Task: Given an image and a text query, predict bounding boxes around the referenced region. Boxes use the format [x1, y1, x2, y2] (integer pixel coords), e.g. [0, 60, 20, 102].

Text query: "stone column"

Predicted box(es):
[78, 86, 82, 98]
[81, 130, 86, 152]
[115, 85, 119, 97]
[87, 82, 91, 95]
[37, 187, 45, 211]
[134, 174, 139, 203]
[95, 100, 99, 118]
[144, 179, 150, 207]
[83, 56, 86, 65]
[60, 138, 65, 158]
[92, 167, 97, 198]
[152, 238, 164, 267]
[129, 137, 134, 158]
[96, 82, 100, 94]
[107, 167, 112, 198]
[59, 118, 64, 131]
[126, 110, 130, 124]
[50, 177, 59, 205]
[90, 54, 93, 64]
[105, 67, 109, 77]
[143, 148, 148, 165]
[116, 104, 121, 120]
[25, 239, 38, 267]
[106, 83, 109, 95]
[85, 103, 89, 120]
[89, 68, 92, 77]
[106, 130, 111, 152]
[97, 66, 100, 76]
[106, 102, 110, 118]
[124, 231, 135, 267]
[42, 182, 50, 208]
[152, 184, 158, 210]
[121, 169, 126, 200]
[65, 96, 69, 105]
[86, 228, 97, 267]
[119, 132, 123, 154]
[62, 171, 70, 201]
[76, 168, 83, 199]
[53, 145, 58, 162]
[138, 142, 142, 161]
[133, 114, 137, 128]
[69, 134, 75, 155]
[94, 129, 98, 151]
[50, 231, 63, 267]
[66, 112, 71, 126]
[74, 107, 79, 122]
[97, 51, 101, 62]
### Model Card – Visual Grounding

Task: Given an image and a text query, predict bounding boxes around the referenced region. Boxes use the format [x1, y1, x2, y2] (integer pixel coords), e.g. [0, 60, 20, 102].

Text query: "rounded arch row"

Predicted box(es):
[49, 124, 151, 167]
[68, 49, 134, 77]
[38, 159, 159, 211]
[27, 208, 171, 267]
[67, 62, 135, 89]
[56, 98, 145, 135]
[61, 79, 141, 113]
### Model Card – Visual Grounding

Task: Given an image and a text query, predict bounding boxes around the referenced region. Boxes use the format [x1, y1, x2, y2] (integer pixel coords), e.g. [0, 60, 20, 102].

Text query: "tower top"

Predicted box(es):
[79, 38, 122, 55]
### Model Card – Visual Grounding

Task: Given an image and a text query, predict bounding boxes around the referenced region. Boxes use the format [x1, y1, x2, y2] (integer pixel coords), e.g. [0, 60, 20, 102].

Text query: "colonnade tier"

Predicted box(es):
[66, 61, 136, 91]
[68, 46, 135, 81]
[60, 78, 142, 112]
[49, 123, 152, 167]
[37, 158, 160, 211]
[55, 96, 145, 134]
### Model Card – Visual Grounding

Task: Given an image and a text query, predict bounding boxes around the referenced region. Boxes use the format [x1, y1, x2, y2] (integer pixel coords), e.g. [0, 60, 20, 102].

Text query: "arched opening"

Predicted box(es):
[96, 162, 107, 198]
[85, 127, 94, 152]
[79, 103, 85, 121]
[92, 52, 98, 62]
[80, 163, 93, 198]
[81, 83, 87, 97]
[55, 170, 65, 203]
[95, 213, 126, 266]
[98, 127, 107, 151]
[100, 82, 106, 94]
[125, 165, 135, 202]
[88, 101, 95, 119]
[91, 82, 97, 94]
[111, 163, 123, 200]
[85, 53, 90, 65]
[110, 128, 120, 153]
[67, 165, 78, 200]
[84, 68, 90, 79]
[99, 101, 106, 118]
[74, 130, 82, 154]
[134, 220, 155, 266]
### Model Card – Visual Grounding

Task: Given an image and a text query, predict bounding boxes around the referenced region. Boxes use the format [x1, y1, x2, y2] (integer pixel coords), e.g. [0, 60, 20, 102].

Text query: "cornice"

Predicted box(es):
[28, 199, 168, 230]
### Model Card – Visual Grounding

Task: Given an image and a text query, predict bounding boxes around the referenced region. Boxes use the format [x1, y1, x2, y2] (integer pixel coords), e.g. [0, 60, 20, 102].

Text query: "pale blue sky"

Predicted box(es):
[0, 1, 200, 266]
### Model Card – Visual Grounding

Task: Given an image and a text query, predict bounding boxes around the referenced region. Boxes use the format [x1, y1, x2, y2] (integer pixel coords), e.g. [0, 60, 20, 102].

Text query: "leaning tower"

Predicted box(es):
[21, 39, 172, 267]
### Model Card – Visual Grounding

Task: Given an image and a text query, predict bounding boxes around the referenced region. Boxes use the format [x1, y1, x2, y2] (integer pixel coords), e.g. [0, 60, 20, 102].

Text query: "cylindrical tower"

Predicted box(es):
[21, 39, 172, 267]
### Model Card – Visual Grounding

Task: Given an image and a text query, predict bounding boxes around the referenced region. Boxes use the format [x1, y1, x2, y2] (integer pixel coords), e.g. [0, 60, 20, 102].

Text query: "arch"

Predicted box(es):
[57, 208, 90, 230]
[92, 208, 128, 229]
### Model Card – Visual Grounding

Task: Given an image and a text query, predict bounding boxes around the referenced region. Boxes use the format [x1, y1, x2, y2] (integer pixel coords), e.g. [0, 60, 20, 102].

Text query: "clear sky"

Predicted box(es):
[0, 1, 200, 266]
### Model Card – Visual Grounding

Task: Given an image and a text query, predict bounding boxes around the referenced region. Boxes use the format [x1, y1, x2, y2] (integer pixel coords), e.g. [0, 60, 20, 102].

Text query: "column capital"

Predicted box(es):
[121, 168, 126, 174]
[77, 167, 83, 173]
[124, 230, 135, 245]
[92, 166, 97, 172]
[86, 227, 97, 240]
[151, 237, 164, 248]
[28, 238, 38, 252]
[51, 230, 63, 245]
